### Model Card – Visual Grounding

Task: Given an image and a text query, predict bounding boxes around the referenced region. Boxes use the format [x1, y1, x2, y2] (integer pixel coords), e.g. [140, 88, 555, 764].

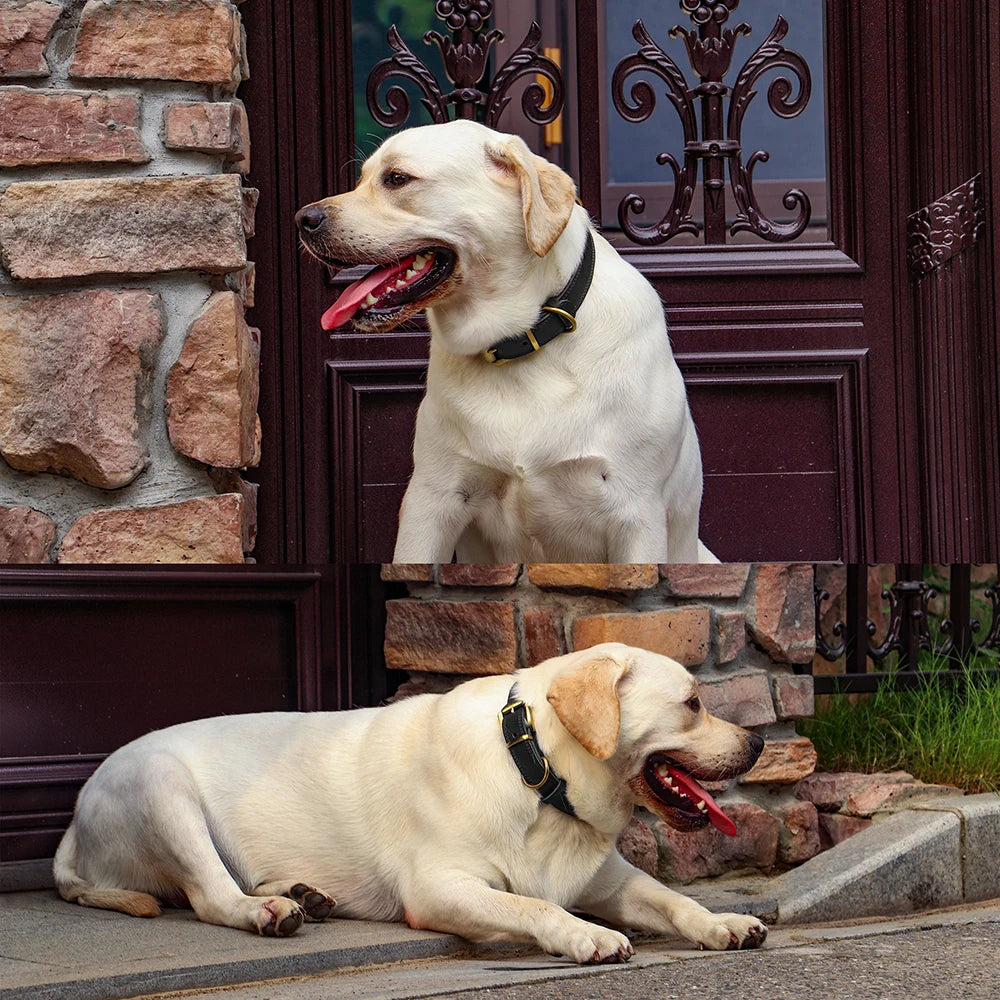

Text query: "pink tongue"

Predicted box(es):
[667, 765, 738, 837]
[320, 256, 416, 330]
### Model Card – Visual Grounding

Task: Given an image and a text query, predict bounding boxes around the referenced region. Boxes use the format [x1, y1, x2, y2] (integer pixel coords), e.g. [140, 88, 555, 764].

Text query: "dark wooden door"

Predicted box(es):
[245, 0, 998, 564]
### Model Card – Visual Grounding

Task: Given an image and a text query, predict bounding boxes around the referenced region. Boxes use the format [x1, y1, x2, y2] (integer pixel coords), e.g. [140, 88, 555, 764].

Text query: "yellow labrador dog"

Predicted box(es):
[296, 120, 713, 563]
[54, 643, 766, 963]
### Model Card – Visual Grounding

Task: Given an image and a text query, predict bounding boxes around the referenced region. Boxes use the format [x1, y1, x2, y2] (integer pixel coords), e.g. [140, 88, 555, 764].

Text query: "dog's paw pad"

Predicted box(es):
[286, 884, 336, 921]
[259, 899, 305, 937]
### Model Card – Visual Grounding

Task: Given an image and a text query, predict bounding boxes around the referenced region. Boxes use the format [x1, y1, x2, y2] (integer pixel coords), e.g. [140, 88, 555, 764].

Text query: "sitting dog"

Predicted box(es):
[54, 643, 766, 963]
[296, 120, 715, 563]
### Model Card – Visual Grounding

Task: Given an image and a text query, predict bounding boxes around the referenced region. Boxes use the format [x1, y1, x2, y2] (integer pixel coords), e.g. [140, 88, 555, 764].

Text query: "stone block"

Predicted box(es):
[0, 174, 247, 279]
[771, 672, 814, 720]
[714, 610, 746, 664]
[739, 737, 817, 785]
[844, 779, 964, 818]
[166, 291, 260, 469]
[0, 289, 163, 488]
[0, 505, 55, 563]
[794, 771, 912, 812]
[164, 98, 249, 170]
[384, 600, 516, 675]
[527, 563, 659, 591]
[817, 812, 873, 851]
[776, 799, 821, 864]
[654, 801, 780, 883]
[0, 1, 60, 77]
[616, 816, 658, 877]
[698, 671, 776, 727]
[439, 564, 520, 587]
[226, 261, 255, 307]
[522, 604, 566, 666]
[572, 607, 710, 667]
[380, 564, 433, 583]
[660, 563, 751, 598]
[58, 494, 245, 564]
[0, 87, 148, 166]
[71, 0, 243, 89]
[746, 563, 815, 663]
[208, 468, 257, 553]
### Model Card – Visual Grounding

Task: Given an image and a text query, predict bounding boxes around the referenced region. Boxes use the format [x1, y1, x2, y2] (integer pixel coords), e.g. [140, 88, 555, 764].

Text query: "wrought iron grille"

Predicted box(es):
[812, 566, 1000, 694]
[610, 0, 814, 245]
[366, 0, 563, 129]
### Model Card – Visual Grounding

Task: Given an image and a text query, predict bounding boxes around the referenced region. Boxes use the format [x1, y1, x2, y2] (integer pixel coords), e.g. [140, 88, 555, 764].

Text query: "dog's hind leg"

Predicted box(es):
[61, 752, 305, 937]
[251, 881, 336, 922]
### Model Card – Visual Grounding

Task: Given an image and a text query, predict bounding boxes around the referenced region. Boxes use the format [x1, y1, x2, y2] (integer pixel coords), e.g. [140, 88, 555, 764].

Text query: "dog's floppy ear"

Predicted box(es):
[486, 135, 577, 257]
[546, 653, 629, 760]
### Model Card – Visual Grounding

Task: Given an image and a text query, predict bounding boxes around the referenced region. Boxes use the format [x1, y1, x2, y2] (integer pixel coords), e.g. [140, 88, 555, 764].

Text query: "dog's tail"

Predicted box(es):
[53, 822, 161, 918]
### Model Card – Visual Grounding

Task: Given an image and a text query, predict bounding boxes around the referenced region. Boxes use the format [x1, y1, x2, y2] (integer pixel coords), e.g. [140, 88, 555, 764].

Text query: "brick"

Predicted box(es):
[572, 607, 710, 667]
[439, 564, 520, 587]
[661, 563, 751, 598]
[616, 816, 657, 877]
[208, 468, 257, 553]
[163, 99, 249, 171]
[523, 604, 566, 666]
[527, 564, 659, 590]
[0, 87, 148, 166]
[58, 494, 245, 564]
[71, 0, 242, 89]
[771, 672, 814, 720]
[746, 563, 816, 663]
[794, 771, 912, 812]
[776, 800, 821, 864]
[698, 672, 777, 727]
[0, 174, 247, 279]
[226, 261, 255, 307]
[739, 737, 817, 785]
[0, 505, 55, 563]
[654, 801, 780, 882]
[384, 600, 516, 675]
[0, 290, 163, 488]
[817, 811, 872, 850]
[166, 292, 260, 469]
[380, 564, 433, 582]
[0, 1, 60, 78]
[714, 609, 746, 664]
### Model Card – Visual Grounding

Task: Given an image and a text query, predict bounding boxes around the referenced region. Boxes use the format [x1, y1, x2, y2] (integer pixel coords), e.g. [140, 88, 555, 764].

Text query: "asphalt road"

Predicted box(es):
[126, 907, 999, 1000]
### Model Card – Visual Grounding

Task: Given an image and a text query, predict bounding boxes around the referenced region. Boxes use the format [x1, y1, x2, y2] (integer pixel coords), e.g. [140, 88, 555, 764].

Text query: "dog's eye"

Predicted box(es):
[384, 170, 412, 189]
[685, 696, 701, 712]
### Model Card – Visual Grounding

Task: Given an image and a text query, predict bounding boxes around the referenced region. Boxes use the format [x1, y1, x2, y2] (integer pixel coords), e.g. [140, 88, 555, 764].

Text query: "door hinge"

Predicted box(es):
[906, 174, 986, 277]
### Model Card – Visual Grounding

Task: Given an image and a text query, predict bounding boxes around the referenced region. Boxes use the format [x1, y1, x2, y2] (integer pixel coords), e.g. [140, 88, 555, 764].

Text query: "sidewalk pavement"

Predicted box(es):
[1, 793, 997, 1000]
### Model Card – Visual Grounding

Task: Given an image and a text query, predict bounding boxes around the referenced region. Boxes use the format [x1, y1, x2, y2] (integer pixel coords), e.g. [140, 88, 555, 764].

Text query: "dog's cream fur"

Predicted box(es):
[298, 120, 712, 563]
[54, 643, 766, 963]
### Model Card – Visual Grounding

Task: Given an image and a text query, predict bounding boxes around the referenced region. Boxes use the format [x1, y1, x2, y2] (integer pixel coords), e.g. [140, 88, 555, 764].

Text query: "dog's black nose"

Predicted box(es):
[747, 732, 765, 761]
[295, 204, 327, 234]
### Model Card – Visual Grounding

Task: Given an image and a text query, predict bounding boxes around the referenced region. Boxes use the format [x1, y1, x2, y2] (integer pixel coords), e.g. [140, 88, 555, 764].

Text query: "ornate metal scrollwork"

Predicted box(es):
[611, 0, 813, 245]
[814, 582, 846, 662]
[366, 0, 562, 130]
[867, 580, 935, 664]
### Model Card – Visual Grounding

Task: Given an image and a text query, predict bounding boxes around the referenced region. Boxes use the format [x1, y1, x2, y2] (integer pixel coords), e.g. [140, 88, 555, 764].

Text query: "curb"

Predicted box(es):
[767, 792, 1000, 924]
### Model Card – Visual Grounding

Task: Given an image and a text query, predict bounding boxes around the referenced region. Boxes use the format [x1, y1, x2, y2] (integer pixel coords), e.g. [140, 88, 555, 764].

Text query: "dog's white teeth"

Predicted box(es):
[414, 253, 431, 270]
[696, 801, 708, 813]
[364, 293, 378, 307]
[405, 267, 418, 279]
[394, 278, 409, 289]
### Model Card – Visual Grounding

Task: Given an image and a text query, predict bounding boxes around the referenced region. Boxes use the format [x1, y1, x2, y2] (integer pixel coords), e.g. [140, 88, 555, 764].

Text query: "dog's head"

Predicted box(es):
[294, 119, 577, 334]
[543, 644, 764, 836]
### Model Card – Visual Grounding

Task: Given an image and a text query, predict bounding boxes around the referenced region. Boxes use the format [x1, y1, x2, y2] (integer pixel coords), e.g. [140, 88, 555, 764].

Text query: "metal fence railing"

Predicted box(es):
[812, 565, 1000, 694]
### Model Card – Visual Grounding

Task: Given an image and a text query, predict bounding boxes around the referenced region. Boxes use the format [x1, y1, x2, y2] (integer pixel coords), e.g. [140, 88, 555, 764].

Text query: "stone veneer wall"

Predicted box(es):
[0, 0, 258, 564]
[382, 562, 828, 881]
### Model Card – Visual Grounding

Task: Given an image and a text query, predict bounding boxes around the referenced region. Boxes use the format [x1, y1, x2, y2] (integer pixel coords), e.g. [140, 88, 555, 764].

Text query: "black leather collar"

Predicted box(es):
[499, 685, 575, 816]
[483, 230, 596, 365]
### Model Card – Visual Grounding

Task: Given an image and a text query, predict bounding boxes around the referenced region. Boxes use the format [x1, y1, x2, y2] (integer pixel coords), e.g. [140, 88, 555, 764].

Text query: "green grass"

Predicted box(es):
[798, 653, 1000, 794]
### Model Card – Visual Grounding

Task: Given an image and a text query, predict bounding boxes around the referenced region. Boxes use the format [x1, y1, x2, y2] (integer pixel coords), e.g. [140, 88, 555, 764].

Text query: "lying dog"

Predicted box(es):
[296, 120, 714, 563]
[54, 643, 766, 963]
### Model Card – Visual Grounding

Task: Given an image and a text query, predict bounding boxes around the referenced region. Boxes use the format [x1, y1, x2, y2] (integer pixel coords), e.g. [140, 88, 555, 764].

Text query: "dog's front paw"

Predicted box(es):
[551, 923, 634, 965]
[692, 913, 767, 951]
[255, 897, 305, 937]
[286, 883, 336, 922]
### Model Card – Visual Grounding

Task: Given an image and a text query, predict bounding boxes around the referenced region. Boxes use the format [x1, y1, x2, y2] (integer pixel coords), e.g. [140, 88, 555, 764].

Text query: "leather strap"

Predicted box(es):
[483, 230, 596, 365]
[499, 685, 575, 817]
